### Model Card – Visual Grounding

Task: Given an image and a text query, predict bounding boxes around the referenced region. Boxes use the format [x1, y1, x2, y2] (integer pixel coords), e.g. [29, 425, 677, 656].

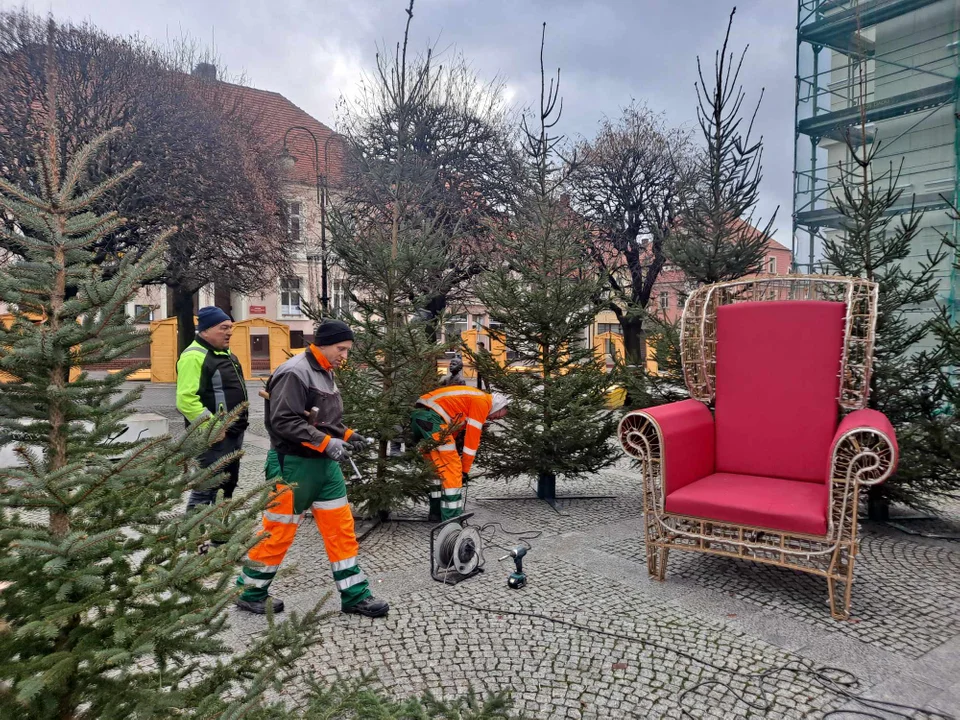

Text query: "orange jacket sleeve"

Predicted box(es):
[460, 399, 490, 474]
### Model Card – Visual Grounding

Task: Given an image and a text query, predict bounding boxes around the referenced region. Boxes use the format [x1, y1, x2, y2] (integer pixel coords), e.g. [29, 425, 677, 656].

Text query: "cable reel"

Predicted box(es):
[430, 512, 485, 584]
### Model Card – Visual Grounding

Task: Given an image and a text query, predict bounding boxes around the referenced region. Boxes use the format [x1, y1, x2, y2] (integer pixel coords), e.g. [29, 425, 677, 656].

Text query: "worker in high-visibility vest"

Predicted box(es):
[412, 386, 510, 522]
[235, 319, 388, 618]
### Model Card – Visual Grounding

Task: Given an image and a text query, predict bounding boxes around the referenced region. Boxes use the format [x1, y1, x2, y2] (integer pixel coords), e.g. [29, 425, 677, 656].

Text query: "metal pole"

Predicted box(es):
[321, 134, 336, 315]
[281, 126, 324, 314]
[809, 44, 821, 273]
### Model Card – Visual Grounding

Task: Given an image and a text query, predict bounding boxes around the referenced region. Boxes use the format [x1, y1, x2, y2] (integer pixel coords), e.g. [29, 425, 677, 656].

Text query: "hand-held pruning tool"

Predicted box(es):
[499, 546, 528, 589]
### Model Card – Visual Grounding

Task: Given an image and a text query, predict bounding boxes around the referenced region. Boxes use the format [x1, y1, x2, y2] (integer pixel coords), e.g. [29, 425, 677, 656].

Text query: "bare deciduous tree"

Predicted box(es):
[569, 102, 696, 364]
[336, 4, 519, 340]
[0, 10, 289, 351]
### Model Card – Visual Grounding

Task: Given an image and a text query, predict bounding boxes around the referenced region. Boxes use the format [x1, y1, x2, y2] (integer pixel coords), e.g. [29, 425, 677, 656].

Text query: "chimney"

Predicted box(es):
[192, 62, 217, 81]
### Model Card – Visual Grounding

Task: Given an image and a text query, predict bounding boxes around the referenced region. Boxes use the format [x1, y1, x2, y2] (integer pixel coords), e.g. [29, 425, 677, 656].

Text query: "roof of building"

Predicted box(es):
[210, 79, 346, 189]
[730, 217, 790, 253]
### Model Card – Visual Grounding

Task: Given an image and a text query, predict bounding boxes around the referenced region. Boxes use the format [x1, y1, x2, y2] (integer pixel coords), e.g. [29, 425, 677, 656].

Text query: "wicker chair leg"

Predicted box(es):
[644, 508, 664, 580]
[646, 542, 658, 578]
[647, 544, 668, 581]
[827, 566, 854, 621]
[657, 547, 669, 581]
[826, 536, 856, 620]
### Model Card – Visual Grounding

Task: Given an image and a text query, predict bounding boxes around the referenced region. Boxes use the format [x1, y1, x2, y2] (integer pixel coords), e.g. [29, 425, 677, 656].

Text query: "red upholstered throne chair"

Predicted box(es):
[618, 276, 898, 619]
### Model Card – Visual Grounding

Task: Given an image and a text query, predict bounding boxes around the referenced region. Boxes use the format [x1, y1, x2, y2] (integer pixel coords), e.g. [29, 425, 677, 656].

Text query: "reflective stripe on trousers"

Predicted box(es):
[425, 445, 463, 521]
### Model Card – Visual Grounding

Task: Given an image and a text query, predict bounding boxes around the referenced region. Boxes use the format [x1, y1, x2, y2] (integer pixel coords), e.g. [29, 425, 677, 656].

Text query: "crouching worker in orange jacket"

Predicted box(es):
[412, 387, 510, 522]
[235, 319, 388, 619]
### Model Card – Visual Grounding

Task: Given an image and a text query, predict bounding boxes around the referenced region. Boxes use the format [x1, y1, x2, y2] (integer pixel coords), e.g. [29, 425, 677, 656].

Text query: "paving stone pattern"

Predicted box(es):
[602, 526, 960, 659]
[130, 386, 960, 719]
[284, 564, 842, 720]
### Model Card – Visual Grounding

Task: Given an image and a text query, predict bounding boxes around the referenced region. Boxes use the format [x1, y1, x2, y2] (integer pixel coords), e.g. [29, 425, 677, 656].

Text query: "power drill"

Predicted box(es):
[499, 546, 528, 589]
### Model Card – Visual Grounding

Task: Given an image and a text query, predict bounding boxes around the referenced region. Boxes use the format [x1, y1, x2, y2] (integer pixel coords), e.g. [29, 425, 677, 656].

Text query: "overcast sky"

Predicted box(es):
[12, 0, 797, 243]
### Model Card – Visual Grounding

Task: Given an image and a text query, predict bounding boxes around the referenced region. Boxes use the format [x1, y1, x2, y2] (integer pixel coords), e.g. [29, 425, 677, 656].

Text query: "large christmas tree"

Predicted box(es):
[626, 8, 777, 409]
[324, 4, 452, 518]
[470, 26, 617, 501]
[664, 8, 775, 286]
[0, 72, 324, 717]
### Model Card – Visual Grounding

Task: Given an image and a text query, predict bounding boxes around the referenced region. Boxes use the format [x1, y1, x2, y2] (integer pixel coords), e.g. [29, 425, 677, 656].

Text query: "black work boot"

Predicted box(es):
[235, 596, 285, 615]
[343, 596, 389, 618]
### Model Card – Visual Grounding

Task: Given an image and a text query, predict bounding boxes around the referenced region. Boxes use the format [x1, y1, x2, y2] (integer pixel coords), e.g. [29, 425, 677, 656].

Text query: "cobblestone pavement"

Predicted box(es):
[134, 384, 960, 719]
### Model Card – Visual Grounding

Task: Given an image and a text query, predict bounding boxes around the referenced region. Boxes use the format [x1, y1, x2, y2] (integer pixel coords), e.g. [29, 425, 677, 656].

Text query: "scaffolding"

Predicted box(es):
[793, 0, 960, 322]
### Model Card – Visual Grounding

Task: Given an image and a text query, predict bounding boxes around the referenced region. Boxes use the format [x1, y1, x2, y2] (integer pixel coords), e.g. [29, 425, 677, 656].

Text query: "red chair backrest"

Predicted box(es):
[714, 300, 846, 483]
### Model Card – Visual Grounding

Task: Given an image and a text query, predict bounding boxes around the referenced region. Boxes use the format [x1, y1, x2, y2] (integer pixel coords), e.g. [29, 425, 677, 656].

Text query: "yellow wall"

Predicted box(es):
[150, 316, 291, 381]
[1, 313, 80, 383]
[233, 318, 291, 378]
[149, 318, 180, 383]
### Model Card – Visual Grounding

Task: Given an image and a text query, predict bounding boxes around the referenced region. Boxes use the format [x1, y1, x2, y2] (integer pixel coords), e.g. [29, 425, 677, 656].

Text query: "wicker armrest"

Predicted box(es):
[829, 409, 898, 487]
[618, 399, 715, 504]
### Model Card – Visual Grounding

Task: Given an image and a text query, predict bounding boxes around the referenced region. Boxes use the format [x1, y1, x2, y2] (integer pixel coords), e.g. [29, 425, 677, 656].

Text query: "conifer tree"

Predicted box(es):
[622, 9, 776, 410]
[324, 2, 451, 518]
[666, 7, 776, 285]
[822, 143, 959, 516]
[0, 62, 324, 718]
[470, 26, 617, 502]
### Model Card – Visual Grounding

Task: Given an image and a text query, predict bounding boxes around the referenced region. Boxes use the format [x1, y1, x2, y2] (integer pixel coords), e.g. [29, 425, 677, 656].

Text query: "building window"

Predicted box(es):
[678, 292, 689, 309]
[284, 201, 301, 244]
[768, 256, 777, 274]
[597, 322, 621, 336]
[444, 313, 468, 345]
[133, 304, 155, 322]
[332, 278, 351, 315]
[658, 293, 669, 310]
[251, 335, 269, 356]
[280, 277, 302, 316]
[487, 319, 516, 361]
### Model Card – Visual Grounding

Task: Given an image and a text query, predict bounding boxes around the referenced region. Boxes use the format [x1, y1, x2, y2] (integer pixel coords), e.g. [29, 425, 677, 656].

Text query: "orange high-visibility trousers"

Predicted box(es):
[415, 387, 492, 521]
[236, 450, 370, 608]
[425, 440, 464, 521]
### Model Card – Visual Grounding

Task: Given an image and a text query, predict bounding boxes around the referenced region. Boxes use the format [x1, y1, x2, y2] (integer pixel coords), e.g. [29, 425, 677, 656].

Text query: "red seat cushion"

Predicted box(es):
[715, 301, 845, 484]
[665, 472, 828, 535]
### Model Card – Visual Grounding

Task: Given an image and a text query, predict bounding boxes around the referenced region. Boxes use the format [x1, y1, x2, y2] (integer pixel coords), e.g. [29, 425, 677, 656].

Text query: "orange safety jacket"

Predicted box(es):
[416, 386, 493, 474]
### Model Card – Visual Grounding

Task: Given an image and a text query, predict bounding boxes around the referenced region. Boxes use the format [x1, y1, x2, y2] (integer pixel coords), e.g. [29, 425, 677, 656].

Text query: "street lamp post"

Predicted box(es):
[279, 126, 332, 315]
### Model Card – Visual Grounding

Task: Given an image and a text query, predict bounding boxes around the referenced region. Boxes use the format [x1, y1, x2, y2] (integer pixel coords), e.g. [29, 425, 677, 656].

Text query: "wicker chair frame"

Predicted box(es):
[618, 276, 897, 619]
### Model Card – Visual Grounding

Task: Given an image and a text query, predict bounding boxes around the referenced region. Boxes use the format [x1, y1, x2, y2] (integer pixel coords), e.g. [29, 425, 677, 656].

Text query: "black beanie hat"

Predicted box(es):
[313, 319, 354, 346]
[197, 306, 231, 332]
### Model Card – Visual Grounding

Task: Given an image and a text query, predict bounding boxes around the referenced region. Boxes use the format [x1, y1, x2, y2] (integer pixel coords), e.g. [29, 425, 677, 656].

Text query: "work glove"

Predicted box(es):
[462, 472, 470, 486]
[348, 435, 372, 453]
[325, 437, 352, 461]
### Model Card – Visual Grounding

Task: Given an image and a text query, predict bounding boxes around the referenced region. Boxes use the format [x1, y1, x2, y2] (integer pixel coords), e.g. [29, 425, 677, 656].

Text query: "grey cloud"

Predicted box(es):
[20, 0, 796, 241]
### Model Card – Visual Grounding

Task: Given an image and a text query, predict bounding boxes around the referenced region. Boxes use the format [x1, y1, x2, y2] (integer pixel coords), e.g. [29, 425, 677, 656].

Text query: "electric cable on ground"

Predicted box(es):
[477, 521, 542, 554]
[447, 520, 953, 720]
[445, 596, 954, 720]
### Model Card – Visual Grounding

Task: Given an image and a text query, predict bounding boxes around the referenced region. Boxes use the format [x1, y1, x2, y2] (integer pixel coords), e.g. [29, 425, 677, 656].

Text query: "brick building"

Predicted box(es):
[126, 65, 350, 362]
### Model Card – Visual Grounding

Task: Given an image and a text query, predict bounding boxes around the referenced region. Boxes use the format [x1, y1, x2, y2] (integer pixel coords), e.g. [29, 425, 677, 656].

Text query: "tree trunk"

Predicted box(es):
[214, 283, 233, 318]
[537, 471, 556, 502]
[867, 485, 890, 522]
[421, 294, 448, 345]
[171, 284, 197, 354]
[621, 317, 647, 366]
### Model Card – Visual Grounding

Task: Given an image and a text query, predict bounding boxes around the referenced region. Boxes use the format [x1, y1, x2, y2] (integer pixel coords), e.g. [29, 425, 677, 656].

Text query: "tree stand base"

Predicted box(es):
[474, 473, 615, 515]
